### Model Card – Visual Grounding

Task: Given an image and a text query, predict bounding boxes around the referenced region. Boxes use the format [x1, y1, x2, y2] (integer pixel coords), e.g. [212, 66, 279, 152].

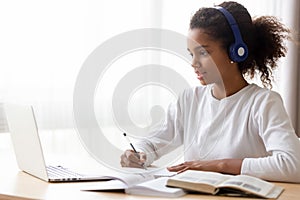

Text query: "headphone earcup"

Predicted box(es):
[229, 42, 248, 63]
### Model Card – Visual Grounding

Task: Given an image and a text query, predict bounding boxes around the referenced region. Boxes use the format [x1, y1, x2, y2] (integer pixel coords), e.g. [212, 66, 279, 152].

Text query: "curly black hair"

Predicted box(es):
[190, 1, 290, 89]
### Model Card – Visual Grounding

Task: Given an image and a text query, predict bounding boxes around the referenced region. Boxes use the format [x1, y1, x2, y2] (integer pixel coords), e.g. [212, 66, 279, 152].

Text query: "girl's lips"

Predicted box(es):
[196, 72, 206, 80]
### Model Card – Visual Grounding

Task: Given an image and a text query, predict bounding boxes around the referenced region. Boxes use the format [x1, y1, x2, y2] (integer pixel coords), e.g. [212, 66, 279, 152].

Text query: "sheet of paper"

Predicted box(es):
[82, 180, 127, 191]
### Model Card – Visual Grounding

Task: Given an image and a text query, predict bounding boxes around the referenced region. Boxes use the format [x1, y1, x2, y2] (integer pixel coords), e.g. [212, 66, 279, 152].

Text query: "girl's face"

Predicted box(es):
[187, 28, 232, 86]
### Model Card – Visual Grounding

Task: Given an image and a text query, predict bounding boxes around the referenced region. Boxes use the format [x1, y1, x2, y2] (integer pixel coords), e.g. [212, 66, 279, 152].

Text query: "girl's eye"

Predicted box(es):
[188, 49, 208, 58]
[199, 50, 208, 56]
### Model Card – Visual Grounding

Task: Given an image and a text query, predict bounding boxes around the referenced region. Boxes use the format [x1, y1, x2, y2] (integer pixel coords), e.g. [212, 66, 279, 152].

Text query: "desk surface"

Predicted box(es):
[1, 132, 299, 200]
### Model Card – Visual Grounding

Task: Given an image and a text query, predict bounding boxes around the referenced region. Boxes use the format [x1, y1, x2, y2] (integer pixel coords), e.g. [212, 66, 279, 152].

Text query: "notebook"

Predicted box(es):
[4, 103, 109, 182]
[82, 175, 186, 198]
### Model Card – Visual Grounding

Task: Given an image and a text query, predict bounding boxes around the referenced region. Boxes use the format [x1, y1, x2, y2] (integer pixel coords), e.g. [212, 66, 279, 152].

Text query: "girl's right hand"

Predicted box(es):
[120, 149, 147, 168]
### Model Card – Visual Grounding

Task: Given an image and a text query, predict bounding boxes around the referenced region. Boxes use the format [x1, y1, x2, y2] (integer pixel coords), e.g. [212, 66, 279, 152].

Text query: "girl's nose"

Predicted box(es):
[191, 63, 199, 69]
[191, 57, 201, 69]
[191, 60, 200, 70]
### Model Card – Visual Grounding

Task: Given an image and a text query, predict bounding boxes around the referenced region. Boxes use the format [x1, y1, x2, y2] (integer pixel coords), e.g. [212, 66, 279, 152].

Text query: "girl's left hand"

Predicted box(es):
[167, 159, 243, 175]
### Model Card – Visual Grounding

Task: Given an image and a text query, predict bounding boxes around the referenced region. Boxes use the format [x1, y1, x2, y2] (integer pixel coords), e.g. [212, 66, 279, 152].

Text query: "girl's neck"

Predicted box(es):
[212, 77, 249, 100]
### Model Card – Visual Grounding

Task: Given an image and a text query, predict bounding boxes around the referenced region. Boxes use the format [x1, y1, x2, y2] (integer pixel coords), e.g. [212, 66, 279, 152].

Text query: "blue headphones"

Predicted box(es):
[215, 6, 248, 62]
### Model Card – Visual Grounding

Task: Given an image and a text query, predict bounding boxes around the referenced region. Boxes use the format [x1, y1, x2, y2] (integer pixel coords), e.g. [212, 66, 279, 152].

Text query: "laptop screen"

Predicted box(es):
[5, 104, 49, 181]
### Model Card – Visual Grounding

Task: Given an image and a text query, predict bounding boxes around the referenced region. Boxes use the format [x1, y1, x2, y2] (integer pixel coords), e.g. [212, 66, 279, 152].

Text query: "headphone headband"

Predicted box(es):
[214, 6, 248, 62]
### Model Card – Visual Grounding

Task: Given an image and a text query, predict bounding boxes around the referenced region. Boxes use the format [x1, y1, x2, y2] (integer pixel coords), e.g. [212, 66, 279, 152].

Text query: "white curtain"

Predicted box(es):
[0, 0, 299, 136]
[279, 0, 300, 136]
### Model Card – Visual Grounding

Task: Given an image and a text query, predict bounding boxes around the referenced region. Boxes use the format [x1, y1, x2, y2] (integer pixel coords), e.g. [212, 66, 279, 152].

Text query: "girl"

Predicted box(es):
[120, 1, 300, 183]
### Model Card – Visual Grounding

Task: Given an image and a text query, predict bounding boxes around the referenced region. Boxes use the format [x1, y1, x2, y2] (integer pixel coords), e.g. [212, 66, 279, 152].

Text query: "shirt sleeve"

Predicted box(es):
[135, 94, 185, 166]
[241, 91, 300, 183]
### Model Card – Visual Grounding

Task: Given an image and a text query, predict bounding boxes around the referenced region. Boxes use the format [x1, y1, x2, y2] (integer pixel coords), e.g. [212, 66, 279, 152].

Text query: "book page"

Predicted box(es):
[217, 175, 274, 197]
[152, 168, 178, 178]
[80, 167, 171, 192]
[171, 170, 231, 187]
[120, 167, 177, 179]
[82, 180, 127, 191]
[265, 185, 284, 199]
[102, 171, 153, 187]
[81, 171, 154, 192]
[125, 177, 186, 198]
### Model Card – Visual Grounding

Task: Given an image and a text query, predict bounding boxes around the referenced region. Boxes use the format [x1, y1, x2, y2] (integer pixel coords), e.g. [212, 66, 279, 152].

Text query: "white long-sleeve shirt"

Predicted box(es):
[136, 84, 300, 183]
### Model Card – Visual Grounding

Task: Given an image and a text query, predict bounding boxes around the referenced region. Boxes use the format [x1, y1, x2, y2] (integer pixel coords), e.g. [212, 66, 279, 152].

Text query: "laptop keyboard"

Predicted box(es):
[46, 165, 85, 179]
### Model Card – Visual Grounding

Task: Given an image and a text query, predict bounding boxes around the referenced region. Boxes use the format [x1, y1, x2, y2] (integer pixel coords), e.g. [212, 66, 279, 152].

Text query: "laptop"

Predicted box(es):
[4, 103, 109, 182]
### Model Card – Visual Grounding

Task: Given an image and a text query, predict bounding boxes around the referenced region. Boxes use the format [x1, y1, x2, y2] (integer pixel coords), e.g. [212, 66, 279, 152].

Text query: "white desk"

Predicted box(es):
[1, 132, 300, 200]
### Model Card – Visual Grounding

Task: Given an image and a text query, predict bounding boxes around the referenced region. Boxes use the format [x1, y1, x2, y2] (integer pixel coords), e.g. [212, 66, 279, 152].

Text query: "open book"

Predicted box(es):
[166, 170, 284, 199]
[81, 168, 186, 198]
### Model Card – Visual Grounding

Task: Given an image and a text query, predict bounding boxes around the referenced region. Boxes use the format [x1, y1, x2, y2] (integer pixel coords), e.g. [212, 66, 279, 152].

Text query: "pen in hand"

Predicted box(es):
[123, 133, 147, 170]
